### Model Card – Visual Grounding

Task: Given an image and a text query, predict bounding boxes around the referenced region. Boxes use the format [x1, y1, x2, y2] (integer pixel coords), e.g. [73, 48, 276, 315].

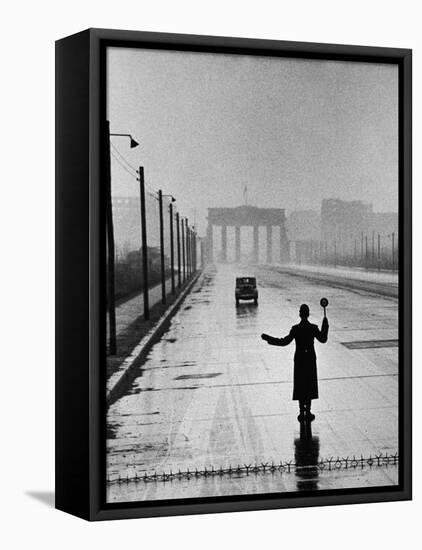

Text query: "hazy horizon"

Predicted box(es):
[107, 47, 398, 234]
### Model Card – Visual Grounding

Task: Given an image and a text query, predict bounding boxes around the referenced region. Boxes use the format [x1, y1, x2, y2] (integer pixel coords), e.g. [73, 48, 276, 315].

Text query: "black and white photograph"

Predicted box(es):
[3, 0, 420, 542]
[105, 45, 401, 504]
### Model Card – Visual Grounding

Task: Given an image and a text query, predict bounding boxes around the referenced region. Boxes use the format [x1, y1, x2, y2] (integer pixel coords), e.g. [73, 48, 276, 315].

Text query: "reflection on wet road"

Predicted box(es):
[107, 263, 398, 502]
[295, 421, 320, 492]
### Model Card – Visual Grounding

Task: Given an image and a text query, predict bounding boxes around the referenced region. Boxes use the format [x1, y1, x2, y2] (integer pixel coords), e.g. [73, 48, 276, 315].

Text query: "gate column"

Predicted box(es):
[235, 226, 241, 262]
[207, 223, 213, 263]
[221, 224, 227, 262]
[266, 225, 273, 264]
[280, 223, 289, 262]
[253, 225, 259, 263]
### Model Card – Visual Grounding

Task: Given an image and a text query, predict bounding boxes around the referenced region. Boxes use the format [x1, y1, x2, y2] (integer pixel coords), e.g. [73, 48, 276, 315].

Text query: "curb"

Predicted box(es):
[106, 271, 203, 406]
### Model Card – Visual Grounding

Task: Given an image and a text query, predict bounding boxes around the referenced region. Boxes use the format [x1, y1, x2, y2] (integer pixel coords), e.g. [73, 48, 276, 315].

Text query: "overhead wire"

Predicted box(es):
[110, 151, 138, 179]
[110, 142, 138, 172]
[110, 151, 159, 201]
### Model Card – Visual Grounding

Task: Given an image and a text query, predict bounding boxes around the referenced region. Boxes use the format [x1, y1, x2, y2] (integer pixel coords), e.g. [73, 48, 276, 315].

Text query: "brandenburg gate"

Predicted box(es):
[206, 205, 289, 263]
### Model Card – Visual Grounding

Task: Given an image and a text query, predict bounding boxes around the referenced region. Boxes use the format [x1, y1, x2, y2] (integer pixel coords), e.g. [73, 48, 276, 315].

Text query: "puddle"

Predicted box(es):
[174, 373, 222, 380]
[107, 422, 121, 439]
[129, 385, 200, 394]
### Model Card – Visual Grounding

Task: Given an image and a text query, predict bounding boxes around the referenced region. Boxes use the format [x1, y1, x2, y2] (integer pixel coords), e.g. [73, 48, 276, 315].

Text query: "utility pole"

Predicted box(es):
[176, 212, 181, 287]
[193, 229, 196, 272]
[186, 225, 190, 278]
[158, 190, 166, 304]
[377, 233, 381, 272]
[169, 202, 175, 294]
[105, 124, 139, 351]
[190, 226, 193, 275]
[187, 227, 191, 276]
[181, 218, 186, 283]
[139, 167, 149, 320]
[188, 219, 191, 278]
[190, 224, 193, 274]
[193, 231, 198, 273]
[186, 219, 190, 278]
[190, 228, 193, 274]
[105, 120, 116, 355]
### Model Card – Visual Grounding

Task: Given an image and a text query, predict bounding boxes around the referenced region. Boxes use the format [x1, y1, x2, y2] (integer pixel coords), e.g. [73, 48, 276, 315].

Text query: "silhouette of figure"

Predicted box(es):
[261, 304, 329, 421]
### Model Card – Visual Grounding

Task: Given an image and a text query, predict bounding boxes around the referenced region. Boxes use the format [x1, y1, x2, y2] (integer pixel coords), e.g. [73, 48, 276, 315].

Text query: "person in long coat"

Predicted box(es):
[261, 304, 329, 422]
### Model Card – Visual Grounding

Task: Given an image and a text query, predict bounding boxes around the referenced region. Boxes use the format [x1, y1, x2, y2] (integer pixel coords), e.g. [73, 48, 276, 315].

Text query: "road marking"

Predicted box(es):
[341, 339, 398, 349]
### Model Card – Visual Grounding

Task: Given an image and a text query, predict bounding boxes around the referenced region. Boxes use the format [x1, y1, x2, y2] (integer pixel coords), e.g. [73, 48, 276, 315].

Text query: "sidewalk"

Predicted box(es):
[271, 263, 398, 298]
[111, 277, 173, 338]
[285, 263, 398, 285]
[107, 271, 203, 403]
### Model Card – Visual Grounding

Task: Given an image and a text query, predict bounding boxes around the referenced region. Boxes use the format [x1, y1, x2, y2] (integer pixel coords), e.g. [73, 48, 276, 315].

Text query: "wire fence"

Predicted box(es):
[107, 452, 399, 484]
[293, 233, 398, 272]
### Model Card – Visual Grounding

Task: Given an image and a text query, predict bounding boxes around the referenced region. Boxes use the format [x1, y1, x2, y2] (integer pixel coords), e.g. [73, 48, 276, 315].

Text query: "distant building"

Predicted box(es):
[112, 197, 140, 255]
[321, 198, 398, 244]
[321, 199, 373, 243]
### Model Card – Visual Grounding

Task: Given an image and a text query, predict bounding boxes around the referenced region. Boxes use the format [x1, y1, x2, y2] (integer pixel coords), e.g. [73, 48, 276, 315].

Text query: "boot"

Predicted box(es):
[306, 411, 315, 421]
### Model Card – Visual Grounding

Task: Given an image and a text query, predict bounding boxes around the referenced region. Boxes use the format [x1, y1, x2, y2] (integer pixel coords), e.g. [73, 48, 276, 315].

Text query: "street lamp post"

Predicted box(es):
[110, 133, 139, 149]
[139, 167, 149, 320]
[158, 193, 176, 304]
[158, 190, 166, 305]
[104, 120, 116, 355]
[169, 203, 175, 293]
[105, 121, 139, 354]
[163, 196, 176, 295]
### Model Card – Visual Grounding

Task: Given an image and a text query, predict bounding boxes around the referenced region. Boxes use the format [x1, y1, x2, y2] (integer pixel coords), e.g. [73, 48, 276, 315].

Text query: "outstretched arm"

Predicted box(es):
[315, 317, 329, 343]
[261, 328, 294, 347]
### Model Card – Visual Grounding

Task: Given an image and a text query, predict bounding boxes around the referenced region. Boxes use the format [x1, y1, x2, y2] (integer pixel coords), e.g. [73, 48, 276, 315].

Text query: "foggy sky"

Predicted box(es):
[107, 47, 398, 234]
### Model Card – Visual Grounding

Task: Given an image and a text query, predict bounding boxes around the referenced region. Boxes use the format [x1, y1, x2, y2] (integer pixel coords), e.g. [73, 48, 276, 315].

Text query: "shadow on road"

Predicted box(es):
[294, 421, 320, 491]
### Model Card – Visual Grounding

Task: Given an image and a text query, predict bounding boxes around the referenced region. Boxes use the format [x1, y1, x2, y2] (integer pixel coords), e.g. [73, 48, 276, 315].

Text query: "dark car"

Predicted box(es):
[235, 276, 258, 305]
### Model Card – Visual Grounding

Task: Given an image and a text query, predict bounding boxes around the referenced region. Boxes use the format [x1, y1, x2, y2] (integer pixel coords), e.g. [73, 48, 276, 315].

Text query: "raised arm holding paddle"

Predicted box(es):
[261, 299, 329, 422]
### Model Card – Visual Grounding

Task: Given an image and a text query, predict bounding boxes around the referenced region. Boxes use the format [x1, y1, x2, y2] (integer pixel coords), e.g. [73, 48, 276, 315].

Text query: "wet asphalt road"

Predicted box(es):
[107, 263, 399, 502]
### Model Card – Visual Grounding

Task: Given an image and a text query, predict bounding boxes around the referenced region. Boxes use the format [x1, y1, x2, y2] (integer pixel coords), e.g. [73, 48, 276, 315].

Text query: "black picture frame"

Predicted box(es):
[55, 28, 412, 521]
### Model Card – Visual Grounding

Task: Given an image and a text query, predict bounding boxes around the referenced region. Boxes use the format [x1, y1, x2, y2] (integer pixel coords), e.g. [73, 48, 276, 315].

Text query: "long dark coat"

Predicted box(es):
[266, 318, 329, 401]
